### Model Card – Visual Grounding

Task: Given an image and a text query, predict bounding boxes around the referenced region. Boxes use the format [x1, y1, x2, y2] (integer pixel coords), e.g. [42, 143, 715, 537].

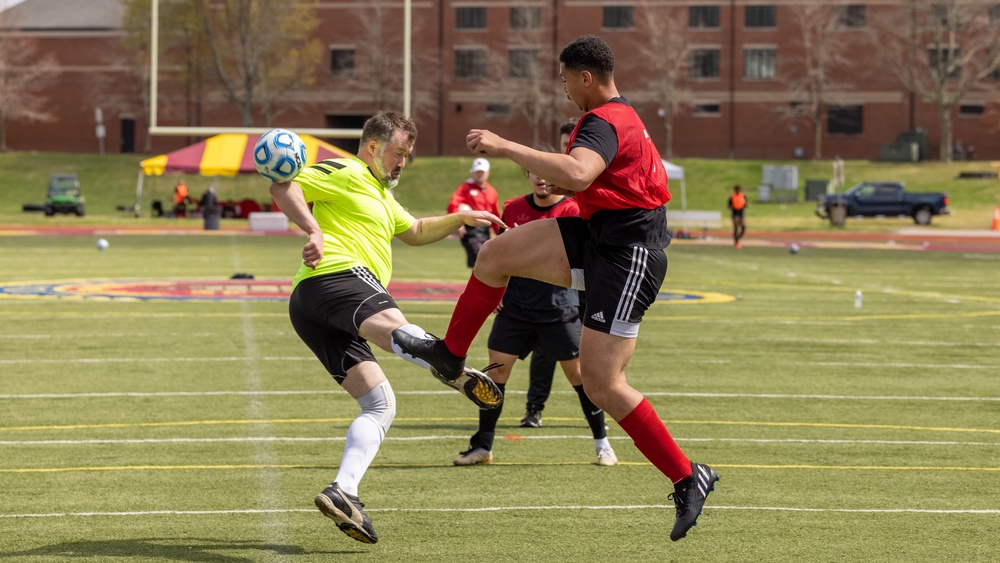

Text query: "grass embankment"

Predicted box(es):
[2, 152, 998, 231]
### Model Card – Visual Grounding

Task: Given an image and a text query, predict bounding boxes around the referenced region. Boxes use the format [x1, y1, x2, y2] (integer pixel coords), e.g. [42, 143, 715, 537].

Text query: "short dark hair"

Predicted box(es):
[361, 110, 417, 146]
[559, 118, 578, 136]
[559, 35, 614, 80]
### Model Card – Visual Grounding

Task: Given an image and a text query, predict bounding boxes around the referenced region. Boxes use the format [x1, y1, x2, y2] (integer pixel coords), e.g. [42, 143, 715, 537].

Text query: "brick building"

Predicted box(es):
[2, 0, 998, 160]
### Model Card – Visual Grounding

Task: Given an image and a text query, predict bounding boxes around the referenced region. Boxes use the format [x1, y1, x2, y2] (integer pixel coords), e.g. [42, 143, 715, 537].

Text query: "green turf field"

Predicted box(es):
[1, 235, 998, 562]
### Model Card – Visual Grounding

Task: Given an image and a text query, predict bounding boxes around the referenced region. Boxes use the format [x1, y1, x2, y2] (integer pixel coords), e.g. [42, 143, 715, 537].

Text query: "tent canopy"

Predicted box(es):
[662, 159, 684, 181]
[662, 159, 687, 210]
[133, 133, 354, 216]
[140, 133, 353, 177]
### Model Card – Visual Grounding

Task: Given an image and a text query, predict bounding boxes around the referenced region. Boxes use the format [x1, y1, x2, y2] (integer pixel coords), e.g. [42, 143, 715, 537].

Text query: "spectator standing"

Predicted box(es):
[447, 158, 501, 267]
[727, 184, 747, 249]
[173, 178, 190, 218]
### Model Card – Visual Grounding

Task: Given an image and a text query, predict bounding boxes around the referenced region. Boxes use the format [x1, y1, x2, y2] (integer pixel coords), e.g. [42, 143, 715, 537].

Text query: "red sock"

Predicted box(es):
[443, 274, 505, 357]
[617, 398, 692, 483]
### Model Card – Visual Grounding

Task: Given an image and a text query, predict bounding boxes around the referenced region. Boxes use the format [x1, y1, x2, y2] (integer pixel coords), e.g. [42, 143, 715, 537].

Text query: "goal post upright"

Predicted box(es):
[146, 0, 364, 139]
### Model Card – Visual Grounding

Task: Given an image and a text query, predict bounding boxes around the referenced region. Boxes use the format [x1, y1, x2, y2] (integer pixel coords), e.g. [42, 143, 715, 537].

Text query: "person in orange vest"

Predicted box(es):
[727, 184, 747, 248]
[173, 178, 190, 218]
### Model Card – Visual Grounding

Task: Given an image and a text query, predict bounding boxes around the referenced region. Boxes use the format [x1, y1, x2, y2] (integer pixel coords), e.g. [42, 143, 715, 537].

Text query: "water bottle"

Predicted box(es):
[854, 290, 863, 308]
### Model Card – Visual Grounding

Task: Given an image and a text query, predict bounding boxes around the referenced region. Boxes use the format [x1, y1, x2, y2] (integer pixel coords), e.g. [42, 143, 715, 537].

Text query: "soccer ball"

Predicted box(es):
[789, 243, 800, 254]
[96, 238, 109, 251]
[253, 129, 307, 183]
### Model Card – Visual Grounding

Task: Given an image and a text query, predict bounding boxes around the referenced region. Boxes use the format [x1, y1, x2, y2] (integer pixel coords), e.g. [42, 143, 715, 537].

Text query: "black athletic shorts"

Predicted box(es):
[288, 267, 399, 383]
[557, 214, 667, 338]
[487, 313, 581, 362]
[731, 209, 745, 218]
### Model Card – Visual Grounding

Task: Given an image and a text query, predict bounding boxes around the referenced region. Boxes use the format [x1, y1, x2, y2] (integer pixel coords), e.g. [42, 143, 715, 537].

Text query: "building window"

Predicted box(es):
[457, 7, 486, 30]
[329, 48, 354, 77]
[693, 103, 721, 116]
[828, 105, 863, 135]
[745, 5, 776, 28]
[486, 103, 511, 115]
[835, 5, 866, 28]
[509, 48, 540, 79]
[510, 6, 541, 29]
[689, 6, 720, 28]
[959, 104, 985, 116]
[929, 48, 961, 79]
[689, 48, 721, 78]
[603, 6, 634, 29]
[744, 48, 776, 80]
[455, 49, 486, 80]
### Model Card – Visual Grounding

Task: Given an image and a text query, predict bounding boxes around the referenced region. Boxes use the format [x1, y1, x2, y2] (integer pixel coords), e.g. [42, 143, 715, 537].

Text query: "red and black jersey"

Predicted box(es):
[500, 194, 580, 230]
[499, 195, 581, 322]
[567, 100, 671, 220]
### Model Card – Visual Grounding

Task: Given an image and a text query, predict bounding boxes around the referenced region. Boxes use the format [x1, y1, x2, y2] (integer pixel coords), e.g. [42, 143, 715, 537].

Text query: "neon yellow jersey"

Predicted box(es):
[291, 156, 415, 288]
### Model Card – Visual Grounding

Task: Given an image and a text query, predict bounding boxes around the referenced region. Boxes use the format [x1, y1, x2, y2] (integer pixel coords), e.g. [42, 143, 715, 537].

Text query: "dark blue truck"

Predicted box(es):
[816, 181, 950, 226]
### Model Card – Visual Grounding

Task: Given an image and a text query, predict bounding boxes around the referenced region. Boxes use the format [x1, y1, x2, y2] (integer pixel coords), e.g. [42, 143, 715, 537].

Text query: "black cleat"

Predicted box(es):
[314, 482, 378, 544]
[431, 364, 503, 410]
[668, 463, 720, 541]
[391, 328, 465, 380]
[519, 408, 542, 428]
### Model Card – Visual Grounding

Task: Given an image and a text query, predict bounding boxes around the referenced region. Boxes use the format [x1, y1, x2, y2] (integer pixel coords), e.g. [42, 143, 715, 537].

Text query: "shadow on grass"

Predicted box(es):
[0, 538, 358, 561]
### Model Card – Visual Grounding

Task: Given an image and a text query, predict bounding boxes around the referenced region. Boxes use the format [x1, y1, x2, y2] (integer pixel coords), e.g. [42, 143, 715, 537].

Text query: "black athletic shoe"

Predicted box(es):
[391, 328, 465, 380]
[668, 463, 720, 541]
[519, 408, 542, 428]
[314, 482, 378, 544]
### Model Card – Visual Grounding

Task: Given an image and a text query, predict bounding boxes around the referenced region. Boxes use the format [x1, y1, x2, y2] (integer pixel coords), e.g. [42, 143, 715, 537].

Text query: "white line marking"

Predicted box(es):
[2, 355, 995, 371]
[3, 390, 997, 402]
[2, 505, 997, 519]
[1, 436, 996, 447]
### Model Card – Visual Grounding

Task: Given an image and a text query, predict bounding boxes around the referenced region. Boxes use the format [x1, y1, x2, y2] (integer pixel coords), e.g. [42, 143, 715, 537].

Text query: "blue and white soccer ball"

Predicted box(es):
[253, 129, 307, 183]
[789, 243, 800, 254]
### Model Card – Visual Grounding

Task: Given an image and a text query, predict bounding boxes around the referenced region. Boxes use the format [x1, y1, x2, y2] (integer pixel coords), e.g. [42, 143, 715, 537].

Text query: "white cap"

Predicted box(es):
[470, 158, 491, 173]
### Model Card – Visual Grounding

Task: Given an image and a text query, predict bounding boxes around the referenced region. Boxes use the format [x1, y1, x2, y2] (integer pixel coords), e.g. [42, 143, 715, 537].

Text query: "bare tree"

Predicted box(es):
[628, 4, 694, 159]
[353, 0, 438, 121]
[502, 41, 561, 149]
[0, 11, 58, 151]
[870, 1, 1000, 161]
[778, 4, 853, 160]
[198, 0, 322, 126]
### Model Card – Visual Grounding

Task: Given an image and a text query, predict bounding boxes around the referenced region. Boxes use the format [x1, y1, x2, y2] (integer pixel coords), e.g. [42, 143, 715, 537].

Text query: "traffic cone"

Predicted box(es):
[992, 207, 1000, 231]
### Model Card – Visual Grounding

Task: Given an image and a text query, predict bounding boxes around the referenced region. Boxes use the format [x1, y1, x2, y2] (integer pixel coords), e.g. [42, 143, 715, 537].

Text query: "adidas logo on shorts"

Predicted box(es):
[590, 310, 606, 323]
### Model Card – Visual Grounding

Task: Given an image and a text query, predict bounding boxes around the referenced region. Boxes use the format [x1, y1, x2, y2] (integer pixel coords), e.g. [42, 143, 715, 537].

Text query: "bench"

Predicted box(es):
[666, 210, 722, 238]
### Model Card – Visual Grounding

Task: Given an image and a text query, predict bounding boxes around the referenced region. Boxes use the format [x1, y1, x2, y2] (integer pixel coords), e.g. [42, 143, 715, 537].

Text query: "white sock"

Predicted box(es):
[594, 437, 611, 452]
[334, 382, 395, 497]
[391, 323, 432, 369]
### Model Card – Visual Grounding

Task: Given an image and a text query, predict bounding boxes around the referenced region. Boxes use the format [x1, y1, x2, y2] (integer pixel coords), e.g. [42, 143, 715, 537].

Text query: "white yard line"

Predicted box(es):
[1, 436, 997, 447]
[3, 390, 998, 402]
[2, 505, 997, 519]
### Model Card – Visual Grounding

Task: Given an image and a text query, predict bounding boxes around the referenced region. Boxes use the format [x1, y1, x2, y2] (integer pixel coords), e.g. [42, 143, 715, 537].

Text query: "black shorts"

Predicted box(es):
[557, 215, 667, 338]
[487, 314, 581, 362]
[731, 209, 745, 218]
[288, 267, 399, 383]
